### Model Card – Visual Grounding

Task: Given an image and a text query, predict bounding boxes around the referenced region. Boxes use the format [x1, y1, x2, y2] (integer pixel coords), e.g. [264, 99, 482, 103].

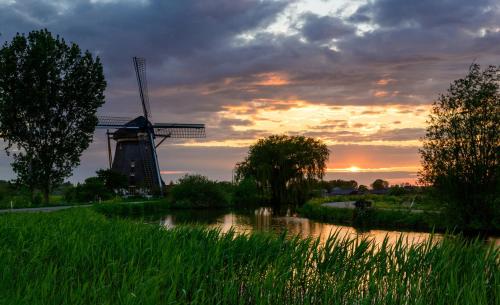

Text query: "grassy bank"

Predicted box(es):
[92, 199, 170, 216]
[0, 209, 498, 304]
[300, 197, 446, 232]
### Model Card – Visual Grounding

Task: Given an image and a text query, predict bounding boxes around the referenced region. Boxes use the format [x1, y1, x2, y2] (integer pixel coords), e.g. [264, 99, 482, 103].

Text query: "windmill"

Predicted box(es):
[96, 57, 205, 195]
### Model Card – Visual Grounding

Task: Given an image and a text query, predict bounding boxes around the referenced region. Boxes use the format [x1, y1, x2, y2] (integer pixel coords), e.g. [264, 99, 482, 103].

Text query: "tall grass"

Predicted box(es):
[0, 209, 498, 304]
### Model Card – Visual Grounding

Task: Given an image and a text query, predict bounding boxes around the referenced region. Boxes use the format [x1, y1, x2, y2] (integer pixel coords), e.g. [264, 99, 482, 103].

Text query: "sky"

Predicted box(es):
[1, 0, 499, 185]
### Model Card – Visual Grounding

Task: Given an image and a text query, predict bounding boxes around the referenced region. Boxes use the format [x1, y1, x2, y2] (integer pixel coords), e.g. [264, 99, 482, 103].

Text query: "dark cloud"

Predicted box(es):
[1, 0, 499, 182]
[218, 118, 254, 128]
[354, 0, 499, 30]
[299, 13, 355, 42]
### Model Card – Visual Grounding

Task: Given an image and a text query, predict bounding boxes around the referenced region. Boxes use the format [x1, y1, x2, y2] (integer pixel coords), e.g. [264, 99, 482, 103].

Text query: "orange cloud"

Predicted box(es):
[376, 78, 396, 85]
[254, 73, 289, 86]
[160, 170, 189, 175]
[374, 90, 389, 97]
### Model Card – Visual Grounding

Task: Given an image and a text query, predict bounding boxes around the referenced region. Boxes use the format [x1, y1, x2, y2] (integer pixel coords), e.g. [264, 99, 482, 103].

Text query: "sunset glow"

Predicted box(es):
[1, 0, 497, 186]
[348, 166, 360, 172]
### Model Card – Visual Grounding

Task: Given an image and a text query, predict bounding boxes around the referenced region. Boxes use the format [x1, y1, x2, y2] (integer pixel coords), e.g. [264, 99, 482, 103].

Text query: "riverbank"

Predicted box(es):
[300, 197, 448, 233]
[0, 208, 497, 305]
[301, 196, 500, 235]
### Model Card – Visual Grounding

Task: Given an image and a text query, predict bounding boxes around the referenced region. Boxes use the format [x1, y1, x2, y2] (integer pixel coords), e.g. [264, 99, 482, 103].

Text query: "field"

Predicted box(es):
[300, 199, 444, 232]
[0, 208, 498, 305]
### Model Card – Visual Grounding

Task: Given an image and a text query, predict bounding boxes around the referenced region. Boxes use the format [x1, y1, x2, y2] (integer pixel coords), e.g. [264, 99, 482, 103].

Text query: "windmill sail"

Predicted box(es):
[133, 57, 151, 120]
[153, 123, 206, 138]
[96, 57, 205, 195]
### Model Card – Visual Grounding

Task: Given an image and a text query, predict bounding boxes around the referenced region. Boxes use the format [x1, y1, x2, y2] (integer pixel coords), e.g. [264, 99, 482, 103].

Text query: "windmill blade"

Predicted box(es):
[133, 57, 151, 120]
[153, 123, 206, 138]
[96, 116, 138, 129]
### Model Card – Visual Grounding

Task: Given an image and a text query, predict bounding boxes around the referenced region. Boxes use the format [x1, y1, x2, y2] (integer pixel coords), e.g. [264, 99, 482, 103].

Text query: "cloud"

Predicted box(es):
[1, 0, 499, 182]
[369, 128, 426, 141]
[353, 0, 500, 30]
[299, 13, 355, 42]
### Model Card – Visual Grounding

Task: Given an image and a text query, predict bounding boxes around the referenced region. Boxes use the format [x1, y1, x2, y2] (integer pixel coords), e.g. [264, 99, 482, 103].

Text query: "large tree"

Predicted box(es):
[371, 179, 389, 190]
[419, 64, 499, 231]
[236, 135, 329, 205]
[0, 30, 106, 203]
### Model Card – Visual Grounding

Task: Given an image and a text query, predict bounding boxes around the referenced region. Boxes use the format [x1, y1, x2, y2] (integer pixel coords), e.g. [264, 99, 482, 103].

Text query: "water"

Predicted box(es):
[142, 207, 453, 246]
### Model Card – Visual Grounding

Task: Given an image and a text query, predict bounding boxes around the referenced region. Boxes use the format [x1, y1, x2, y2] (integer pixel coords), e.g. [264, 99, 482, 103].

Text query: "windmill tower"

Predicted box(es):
[97, 57, 205, 195]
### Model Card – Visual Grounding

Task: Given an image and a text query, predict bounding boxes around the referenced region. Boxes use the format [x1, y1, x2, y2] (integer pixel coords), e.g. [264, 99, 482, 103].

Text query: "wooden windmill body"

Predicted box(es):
[97, 58, 205, 195]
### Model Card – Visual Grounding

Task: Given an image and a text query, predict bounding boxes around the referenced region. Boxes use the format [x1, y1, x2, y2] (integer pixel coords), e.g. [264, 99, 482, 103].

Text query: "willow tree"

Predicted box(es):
[0, 30, 106, 203]
[419, 64, 499, 231]
[236, 135, 329, 205]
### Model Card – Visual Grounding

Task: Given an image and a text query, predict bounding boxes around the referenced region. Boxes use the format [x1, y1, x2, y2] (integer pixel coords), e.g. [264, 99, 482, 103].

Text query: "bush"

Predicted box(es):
[231, 178, 259, 206]
[65, 177, 114, 203]
[169, 175, 231, 208]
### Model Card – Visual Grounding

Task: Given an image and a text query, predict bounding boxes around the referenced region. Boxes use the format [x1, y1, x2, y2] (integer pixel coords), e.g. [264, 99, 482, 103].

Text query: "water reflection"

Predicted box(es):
[155, 207, 453, 246]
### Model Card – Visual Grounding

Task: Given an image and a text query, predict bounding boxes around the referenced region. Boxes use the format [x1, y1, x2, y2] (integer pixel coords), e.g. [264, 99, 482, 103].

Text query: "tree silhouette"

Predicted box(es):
[371, 179, 389, 190]
[236, 135, 329, 205]
[419, 64, 499, 231]
[0, 30, 106, 203]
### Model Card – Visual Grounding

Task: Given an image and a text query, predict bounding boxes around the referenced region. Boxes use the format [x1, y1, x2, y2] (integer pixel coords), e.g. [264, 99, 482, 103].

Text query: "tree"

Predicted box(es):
[371, 179, 389, 190]
[327, 179, 358, 190]
[0, 30, 106, 203]
[64, 177, 113, 203]
[236, 135, 329, 205]
[419, 64, 500, 231]
[358, 185, 369, 193]
[170, 174, 230, 208]
[96, 169, 128, 194]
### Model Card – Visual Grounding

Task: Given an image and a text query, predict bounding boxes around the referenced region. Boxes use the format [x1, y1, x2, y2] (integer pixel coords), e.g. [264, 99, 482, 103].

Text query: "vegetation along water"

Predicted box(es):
[0, 208, 498, 305]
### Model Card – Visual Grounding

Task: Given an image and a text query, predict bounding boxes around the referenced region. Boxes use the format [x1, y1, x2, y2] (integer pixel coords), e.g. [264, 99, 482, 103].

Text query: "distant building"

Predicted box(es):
[329, 187, 358, 196]
[370, 189, 389, 195]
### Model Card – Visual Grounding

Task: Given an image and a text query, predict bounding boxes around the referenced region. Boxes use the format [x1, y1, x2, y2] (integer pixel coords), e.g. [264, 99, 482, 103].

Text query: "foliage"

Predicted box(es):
[169, 174, 231, 208]
[236, 135, 329, 205]
[328, 179, 358, 190]
[388, 185, 407, 196]
[371, 179, 389, 190]
[231, 178, 260, 206]
[358, 184, 369, 193]
[64, 177, 113, 203]
[313, 179, 358, 192]
[420, 64, 500, 232]
[0, 209, 497, 305]
[0, 29, 106, 203]
[96, 169, 128, 193]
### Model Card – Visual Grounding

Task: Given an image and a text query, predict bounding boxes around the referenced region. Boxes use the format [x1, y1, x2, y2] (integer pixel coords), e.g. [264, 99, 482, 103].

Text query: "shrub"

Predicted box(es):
[169, 174, 231, 208]
[64, 177, 114, 203]
[231, 178, 259, 206]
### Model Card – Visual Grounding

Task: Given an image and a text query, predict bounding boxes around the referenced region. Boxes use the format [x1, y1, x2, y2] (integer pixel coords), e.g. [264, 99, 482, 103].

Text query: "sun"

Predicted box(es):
[348, 166, 360, 172]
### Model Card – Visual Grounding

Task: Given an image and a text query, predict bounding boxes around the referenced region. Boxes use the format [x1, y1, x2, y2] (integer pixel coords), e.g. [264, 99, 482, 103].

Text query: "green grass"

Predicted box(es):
[0, 194, 87, 209]
[300, 198, 446, 232]
[309, 194, 443, 211]
[0, 209, 498, 304]
[92, 199, 170, 216]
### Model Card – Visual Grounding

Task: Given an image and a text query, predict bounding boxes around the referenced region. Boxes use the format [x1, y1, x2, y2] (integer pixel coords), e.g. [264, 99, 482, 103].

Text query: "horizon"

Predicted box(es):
[1, 0, 499, 185]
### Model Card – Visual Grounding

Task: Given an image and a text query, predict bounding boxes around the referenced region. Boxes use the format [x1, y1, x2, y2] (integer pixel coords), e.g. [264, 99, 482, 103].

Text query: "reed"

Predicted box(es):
[0, 209, 497, 305]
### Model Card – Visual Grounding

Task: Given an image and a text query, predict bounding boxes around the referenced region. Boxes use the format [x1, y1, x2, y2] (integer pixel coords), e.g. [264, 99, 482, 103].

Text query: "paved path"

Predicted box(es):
[322, 201, 357, 209]
[0, 204, 92, 213]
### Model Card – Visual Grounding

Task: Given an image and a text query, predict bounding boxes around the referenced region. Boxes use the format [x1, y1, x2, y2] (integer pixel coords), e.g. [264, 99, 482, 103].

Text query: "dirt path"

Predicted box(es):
[0, 204, 92, 213]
